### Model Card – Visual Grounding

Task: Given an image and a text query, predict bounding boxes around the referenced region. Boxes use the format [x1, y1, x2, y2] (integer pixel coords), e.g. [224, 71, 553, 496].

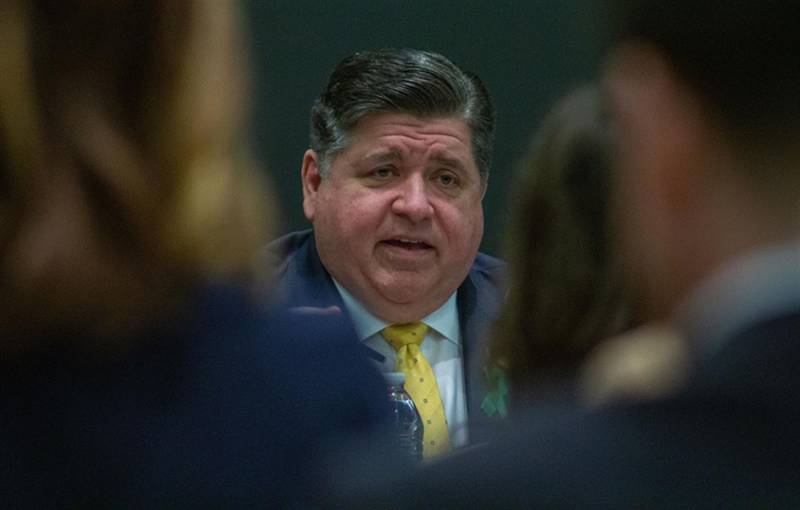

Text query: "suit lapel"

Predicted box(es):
[458, 266, 504, 443]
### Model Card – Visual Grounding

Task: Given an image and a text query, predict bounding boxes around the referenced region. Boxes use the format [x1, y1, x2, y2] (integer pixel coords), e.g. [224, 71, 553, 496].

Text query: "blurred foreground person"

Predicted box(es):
[487, 85, 633, 411]
[0, 0, 388, 506]
[488, 84, 689, 416]
[485, 85, 689, 409]
[356, 1, 800, 507]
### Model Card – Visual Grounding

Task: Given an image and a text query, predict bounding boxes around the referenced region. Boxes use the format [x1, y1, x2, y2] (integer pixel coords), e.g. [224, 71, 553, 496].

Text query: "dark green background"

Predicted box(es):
[245, 0, 602, 256]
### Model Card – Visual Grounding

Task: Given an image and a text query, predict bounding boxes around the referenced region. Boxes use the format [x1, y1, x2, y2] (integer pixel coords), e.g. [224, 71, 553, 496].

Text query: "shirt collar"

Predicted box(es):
[332, 279, 460, 345]
[676, 238, 800, 357]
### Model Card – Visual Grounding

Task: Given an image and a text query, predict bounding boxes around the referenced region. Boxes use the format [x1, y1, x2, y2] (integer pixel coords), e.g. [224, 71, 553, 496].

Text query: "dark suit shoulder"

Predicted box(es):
[262, 229, 315, 277]
[473, 250, 506, 270]
[262, 229, 346, 311]
[379, 310, 800, 509]
[471, 251, 507, 289]
[0, 283, 391, 507]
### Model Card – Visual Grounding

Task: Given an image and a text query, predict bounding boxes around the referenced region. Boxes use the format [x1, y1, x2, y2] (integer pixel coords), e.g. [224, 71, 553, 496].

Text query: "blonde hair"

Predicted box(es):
[0, 0, 273, 342]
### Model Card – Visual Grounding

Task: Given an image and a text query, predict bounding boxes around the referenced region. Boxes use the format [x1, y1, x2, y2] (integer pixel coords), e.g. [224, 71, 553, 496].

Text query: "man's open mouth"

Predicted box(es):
[381, 238, 433, 251]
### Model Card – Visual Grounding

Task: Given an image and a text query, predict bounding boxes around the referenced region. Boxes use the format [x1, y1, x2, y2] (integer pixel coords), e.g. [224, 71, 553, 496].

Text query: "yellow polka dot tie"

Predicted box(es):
[382, 322, 451, 458]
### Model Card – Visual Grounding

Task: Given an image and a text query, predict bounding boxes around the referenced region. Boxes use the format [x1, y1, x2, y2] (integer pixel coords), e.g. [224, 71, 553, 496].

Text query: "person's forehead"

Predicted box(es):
[347, 112, 474, 160]
[352, 112, 470, 142]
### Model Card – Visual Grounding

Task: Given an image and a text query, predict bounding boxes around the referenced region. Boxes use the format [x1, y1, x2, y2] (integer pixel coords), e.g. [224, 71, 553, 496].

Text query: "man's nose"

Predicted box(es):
[391, 175, 433, 222]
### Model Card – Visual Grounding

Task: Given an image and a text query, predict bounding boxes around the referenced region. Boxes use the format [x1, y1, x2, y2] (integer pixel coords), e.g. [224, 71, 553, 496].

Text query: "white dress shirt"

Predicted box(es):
[333, 280, 469, 447]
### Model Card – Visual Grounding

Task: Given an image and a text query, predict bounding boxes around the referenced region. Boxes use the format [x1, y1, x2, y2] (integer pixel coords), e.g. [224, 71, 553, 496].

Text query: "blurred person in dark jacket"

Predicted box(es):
[0, 0, 389, 506]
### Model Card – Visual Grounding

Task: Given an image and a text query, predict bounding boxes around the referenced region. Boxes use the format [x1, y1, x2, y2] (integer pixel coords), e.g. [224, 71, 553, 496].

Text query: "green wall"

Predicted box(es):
[246, 0, 602, 256]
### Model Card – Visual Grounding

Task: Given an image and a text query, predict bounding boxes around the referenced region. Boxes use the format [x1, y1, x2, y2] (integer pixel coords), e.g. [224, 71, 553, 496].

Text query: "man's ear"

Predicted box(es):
[605, 43, 711, 213]
[301, 149, 323, 221]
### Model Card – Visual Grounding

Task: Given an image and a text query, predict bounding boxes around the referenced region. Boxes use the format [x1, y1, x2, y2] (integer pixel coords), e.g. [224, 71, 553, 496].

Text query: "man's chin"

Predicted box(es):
[370, 289, 443, 324]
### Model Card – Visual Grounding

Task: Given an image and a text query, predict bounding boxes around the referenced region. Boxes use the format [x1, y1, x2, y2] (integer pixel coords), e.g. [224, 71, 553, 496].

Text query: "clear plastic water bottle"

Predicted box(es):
[385, 372, 423, 462]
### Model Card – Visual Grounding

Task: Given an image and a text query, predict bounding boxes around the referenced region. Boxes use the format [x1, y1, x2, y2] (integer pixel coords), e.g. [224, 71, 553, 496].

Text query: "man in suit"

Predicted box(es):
[269, 48, 506, 454]
[358, 2, 800, 506]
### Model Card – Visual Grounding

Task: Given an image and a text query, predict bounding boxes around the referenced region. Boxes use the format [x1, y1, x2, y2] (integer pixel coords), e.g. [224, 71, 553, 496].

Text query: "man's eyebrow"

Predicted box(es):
[430, 154, 467, 171]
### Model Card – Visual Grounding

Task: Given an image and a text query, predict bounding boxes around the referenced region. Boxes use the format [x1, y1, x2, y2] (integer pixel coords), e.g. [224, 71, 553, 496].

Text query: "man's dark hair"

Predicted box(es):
[604, 1, 800, 155]
[309, 48, 495, 180]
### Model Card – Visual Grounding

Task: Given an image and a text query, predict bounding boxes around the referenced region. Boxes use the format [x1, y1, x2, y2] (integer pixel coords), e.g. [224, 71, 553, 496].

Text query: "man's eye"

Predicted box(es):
[437, 173, 457, 187]
[373, 167, 394, 179]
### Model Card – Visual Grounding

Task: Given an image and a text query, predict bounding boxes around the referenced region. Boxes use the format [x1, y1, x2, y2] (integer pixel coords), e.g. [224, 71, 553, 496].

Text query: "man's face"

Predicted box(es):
[302, 112, 485, 323]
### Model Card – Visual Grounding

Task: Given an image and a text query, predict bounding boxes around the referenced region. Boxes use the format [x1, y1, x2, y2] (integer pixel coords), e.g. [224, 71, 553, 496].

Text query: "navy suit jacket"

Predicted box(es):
[364, 306, 800, 508]
[266, 229, 507, 445]
[1, 283, 392, 508]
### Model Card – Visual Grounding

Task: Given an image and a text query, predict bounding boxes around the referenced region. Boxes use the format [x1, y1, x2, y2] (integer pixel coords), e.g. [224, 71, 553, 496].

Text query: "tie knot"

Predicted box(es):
[381, 322, 429, 351]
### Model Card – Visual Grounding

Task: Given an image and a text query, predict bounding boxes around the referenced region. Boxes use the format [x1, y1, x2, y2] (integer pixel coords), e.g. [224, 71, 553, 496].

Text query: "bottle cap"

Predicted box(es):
[385, 372, 405, 387]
